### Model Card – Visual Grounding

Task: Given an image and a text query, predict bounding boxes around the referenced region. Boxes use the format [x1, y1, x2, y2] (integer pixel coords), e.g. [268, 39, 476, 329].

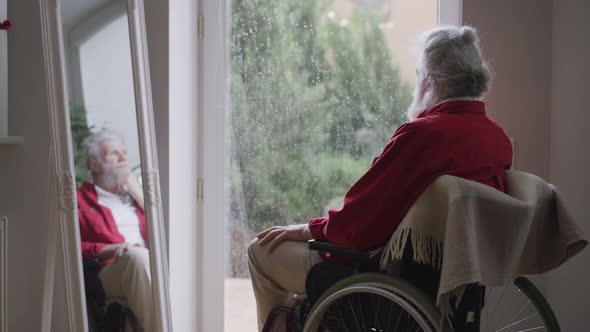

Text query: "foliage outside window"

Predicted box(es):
[70, 105, 94, 187]
[227, 0, 413, 277]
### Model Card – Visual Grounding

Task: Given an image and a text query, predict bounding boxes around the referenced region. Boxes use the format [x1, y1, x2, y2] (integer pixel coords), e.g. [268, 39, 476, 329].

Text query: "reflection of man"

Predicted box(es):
[248, 26, 513, 330]
[77, 129, 154, 332]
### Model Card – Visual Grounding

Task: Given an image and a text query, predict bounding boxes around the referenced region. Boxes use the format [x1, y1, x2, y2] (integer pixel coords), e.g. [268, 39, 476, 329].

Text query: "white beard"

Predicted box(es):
[95, 163, 119, 190]
[94, 162, 129, 192]
[406, 79, 439, 121]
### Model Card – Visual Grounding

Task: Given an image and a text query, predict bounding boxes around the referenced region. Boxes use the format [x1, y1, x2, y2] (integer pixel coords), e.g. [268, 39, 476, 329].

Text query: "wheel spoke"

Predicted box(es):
[506, 300, 531, 327]
[318, 318, 330, 331]
[346, 296, 362, 331]
[392, 309, 402, 331]
[495, 313, 539, 332]
[513, 327, 546, 332]
[372, 292, 381, 328]
[335, 303, 351, 332]
[384, 298, 395, 331]
[408, 311, 416, 331]
[356, 294, 366, 329]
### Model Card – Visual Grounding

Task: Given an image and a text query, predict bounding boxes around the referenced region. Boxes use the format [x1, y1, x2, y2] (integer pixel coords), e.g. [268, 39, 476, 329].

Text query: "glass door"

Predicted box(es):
[224, 1, 438, 330]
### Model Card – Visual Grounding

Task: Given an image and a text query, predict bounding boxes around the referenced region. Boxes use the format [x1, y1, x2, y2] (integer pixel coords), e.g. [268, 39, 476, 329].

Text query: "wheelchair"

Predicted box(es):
[263, 240, 560, 332]
[83, 259, 142, 332]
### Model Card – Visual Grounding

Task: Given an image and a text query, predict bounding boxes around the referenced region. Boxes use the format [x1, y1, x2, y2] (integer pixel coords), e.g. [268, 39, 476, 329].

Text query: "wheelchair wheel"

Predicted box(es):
[302, 273, 559, 332]
[481, 276, 560, 332]
[303, 273, 449, 332]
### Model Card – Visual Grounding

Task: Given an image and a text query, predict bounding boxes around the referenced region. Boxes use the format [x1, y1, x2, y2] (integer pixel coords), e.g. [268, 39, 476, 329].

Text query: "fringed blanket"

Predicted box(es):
[379, 170, 587, 318]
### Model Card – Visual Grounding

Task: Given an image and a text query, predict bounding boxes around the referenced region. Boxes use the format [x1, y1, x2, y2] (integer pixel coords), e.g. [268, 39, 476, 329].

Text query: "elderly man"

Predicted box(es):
[248, 26, 513, 329]
[77, 129, 154, 332]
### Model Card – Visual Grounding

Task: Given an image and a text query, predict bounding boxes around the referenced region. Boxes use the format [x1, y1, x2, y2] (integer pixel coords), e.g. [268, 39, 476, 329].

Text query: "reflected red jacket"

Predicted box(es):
[77, 182, 147, 270]
[308, 100, 513, 253]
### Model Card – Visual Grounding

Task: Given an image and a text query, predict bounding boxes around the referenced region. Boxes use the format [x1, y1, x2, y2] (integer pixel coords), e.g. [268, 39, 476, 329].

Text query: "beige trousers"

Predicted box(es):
[99, 246, 154, 332]
[248, 238, 323, 331]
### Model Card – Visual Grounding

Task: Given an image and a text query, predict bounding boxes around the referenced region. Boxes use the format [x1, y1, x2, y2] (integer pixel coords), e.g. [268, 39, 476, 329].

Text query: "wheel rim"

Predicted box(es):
[481, 277, 560, 332]
[303, 285, 434, 332]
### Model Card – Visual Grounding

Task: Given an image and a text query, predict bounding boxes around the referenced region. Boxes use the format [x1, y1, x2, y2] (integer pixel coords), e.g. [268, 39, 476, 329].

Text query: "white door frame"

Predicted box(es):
[197, 0, 227, 330]
[439, 0, 463, 26]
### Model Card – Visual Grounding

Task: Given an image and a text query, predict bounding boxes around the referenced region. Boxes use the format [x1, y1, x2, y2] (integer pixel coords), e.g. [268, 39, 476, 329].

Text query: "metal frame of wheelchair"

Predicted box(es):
[275, 240, 561, 332]
[83, 259, 142, 332]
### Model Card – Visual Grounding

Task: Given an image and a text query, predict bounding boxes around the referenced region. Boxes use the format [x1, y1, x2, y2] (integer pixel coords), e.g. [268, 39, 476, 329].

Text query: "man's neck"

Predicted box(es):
[433, 96, 482, 107]
[94, 177, 119, 195]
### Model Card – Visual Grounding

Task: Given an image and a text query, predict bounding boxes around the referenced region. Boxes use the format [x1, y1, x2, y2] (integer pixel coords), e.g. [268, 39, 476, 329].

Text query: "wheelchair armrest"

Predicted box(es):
[308, 240, 372, 262]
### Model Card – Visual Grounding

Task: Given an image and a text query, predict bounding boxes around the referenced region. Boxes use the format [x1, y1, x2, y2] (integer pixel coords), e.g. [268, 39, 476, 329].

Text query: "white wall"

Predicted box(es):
[465, 0, 590, 329]
[463, 0, 553, 179]
[0, 0, 52, 330]
[77, 14, 141, 168]
[546, 0, 590, 330]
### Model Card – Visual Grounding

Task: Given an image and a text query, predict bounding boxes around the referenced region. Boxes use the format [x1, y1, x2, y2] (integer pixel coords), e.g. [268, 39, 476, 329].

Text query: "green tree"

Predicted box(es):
[70, 105, 94, 187]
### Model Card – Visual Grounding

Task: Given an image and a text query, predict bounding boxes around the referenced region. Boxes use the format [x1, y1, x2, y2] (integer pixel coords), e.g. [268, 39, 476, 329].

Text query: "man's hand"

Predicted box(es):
[125, 174, 145, 210]
[256, 224, 313, 253]
[97, 243, 143, 261]
[115, 165, 132, 192]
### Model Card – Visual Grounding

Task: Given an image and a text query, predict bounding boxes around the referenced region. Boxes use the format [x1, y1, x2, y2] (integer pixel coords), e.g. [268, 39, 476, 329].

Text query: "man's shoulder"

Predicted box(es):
[77, 182, 97, 206]
[77, 182, 91, 195]
[393, 119, 441, 139]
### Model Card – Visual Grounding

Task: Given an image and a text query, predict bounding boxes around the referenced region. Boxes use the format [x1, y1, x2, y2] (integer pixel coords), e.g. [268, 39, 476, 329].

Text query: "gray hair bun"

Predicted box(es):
[459, 26, 478, 44]
[419, 25, 490, 99]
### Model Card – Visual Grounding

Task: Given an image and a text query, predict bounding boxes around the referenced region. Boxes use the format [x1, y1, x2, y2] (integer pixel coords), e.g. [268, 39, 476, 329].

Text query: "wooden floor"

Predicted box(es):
[225, 278, 258, 332]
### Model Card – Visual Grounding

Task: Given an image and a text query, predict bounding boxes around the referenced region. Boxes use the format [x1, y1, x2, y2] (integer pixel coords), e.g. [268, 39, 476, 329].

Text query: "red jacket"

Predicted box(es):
[77, 182, 147, 270]
[308, 100, 513, 253]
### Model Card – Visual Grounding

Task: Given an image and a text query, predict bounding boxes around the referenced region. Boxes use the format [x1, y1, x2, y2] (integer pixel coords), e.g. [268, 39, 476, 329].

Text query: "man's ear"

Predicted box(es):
[89, 158, 101, 174]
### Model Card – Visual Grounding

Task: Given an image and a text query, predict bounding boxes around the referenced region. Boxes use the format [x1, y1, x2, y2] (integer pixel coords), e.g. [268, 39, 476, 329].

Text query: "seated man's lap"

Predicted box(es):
[248, 238, 322, 295]
[99, 246, 151, 298]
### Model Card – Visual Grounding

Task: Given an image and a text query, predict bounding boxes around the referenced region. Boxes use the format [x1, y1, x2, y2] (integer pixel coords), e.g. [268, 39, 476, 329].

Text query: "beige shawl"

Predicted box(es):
[379, 170, 587, 315]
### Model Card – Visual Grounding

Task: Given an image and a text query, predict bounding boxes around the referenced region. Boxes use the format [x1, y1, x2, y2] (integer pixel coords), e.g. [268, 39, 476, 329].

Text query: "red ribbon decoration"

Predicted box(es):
[0, 20, 11, 31]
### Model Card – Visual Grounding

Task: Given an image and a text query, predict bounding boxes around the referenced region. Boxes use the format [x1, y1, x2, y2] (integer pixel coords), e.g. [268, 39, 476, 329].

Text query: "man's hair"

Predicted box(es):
[82, 128, 125, 176]
[418, 25, 491, 100]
